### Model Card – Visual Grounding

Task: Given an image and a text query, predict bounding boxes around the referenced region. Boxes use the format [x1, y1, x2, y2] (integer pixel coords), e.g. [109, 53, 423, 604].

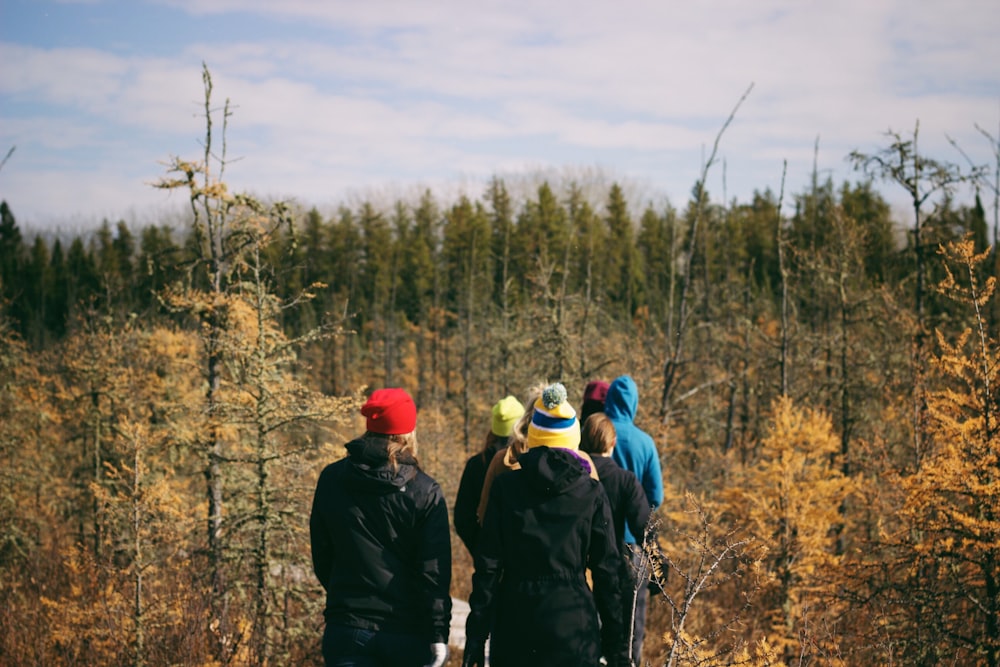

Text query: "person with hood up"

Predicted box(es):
[310, 388, 452, 667]
[604, 375, 664, 665]
[462, 383, 629, 667]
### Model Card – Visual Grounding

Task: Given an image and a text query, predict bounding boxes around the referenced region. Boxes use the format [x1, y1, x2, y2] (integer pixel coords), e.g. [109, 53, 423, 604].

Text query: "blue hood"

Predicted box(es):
[603, 375, 639, 423]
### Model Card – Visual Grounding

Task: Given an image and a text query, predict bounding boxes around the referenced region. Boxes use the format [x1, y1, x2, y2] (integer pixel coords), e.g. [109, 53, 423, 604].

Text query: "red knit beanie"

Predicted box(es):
[361, 388, 417, 435]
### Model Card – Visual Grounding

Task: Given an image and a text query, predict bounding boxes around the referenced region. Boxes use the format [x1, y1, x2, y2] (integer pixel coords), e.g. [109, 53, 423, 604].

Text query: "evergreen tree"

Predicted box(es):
[135, 224, 182, 318]
[0, 201, 26, 330]
[603, 183, 643, 319]
[442, 195, 492, 445]
[23, 236, 50, 347]
[567, 183, 605, 378]
[637, 201, 678, 336]
[65, 236, 100, 319]
[512, 181, 570, 288]
[838, 180, 895, 285]
[485, 177, 516, 393]
[46, 238, 68, 337]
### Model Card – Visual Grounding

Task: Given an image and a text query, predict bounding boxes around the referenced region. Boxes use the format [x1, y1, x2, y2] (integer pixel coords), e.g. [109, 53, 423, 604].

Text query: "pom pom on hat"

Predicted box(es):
[527, 382, 580, 450]
[491, 395, 525, 437]
[361, 388, 417, 435]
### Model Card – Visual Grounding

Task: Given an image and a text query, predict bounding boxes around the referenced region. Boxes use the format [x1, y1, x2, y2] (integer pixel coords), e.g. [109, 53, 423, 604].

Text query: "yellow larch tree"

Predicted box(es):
[893, 236, 999, 666]
[723, 396, 854, 664]
[38, 318, 205, 666]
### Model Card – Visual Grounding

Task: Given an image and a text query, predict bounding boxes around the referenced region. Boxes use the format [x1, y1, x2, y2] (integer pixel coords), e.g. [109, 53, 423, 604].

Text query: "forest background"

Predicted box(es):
[1, 70, 999, 666]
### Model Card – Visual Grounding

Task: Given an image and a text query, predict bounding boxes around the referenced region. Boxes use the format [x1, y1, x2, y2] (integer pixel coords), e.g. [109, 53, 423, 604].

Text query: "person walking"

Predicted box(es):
[454, 395, 524, 556]
[463, 383, 629, 667]
[579, 379, 610, 425]
[310, 388, 452, 667]
[604, 375, 664, 666]
[580, 411, 651, 656]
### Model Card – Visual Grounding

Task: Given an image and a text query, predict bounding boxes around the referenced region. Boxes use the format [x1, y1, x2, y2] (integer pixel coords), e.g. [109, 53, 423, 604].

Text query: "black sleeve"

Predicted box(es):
[466, 478, 505, 645]
[309, 466, 335, 590]
[418, 478, 453, 644]
[454, 456, 484, 555]
[623, 470, 651, 545]
[589, 488, 629, 666]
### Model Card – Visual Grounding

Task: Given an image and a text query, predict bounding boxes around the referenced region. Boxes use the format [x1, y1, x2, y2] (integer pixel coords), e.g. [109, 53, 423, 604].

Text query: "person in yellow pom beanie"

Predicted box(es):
[475, 384, 600, 524]
[462, 383, 629, 667]
[454, 395, 524, 556]
[525, 382, 581, 449]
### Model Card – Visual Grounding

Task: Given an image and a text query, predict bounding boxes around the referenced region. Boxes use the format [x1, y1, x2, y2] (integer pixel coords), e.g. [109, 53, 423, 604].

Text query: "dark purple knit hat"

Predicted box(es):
[580, 380, 610, 424]
[584, 380, 609, 403]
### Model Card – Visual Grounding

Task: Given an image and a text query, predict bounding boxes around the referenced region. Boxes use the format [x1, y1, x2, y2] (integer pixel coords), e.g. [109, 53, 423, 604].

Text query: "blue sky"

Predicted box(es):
[1, 0, 998, 233]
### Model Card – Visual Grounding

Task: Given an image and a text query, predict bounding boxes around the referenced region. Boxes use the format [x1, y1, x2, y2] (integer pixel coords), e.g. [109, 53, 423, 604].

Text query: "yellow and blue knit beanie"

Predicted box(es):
[526, 383, 580, 450]
[491, 395, 525, 437]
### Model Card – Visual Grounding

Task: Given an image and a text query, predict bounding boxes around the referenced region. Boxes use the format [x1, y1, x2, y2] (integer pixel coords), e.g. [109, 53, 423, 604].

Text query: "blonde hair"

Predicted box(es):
[370, 430, 419, 471]
[507, 383, 546, 458]
[580, 413, 616, 456]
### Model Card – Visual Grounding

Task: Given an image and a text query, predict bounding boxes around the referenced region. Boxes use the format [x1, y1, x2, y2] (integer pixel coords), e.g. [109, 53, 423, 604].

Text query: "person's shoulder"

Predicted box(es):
[413, 467, 443, 488]
[596, 457, 628, 478]
[409, 468, 448, 501]
[319, 456, 349, 477]
[592, 455, 618, 474]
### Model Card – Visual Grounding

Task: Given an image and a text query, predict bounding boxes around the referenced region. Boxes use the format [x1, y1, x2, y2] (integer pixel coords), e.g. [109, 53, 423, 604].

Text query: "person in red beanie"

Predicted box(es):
[310, 388, 452, 667]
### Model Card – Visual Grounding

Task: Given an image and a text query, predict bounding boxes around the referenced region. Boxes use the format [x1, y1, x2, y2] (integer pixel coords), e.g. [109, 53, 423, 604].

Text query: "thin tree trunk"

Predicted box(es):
[661, 83, 753, 423]
[131, 429, 145, 667]
[777, 160, 789, 398]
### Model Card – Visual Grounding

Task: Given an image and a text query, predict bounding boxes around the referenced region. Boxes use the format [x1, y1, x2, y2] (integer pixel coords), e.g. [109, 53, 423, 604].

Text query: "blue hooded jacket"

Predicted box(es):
[605, 375, 664, 544]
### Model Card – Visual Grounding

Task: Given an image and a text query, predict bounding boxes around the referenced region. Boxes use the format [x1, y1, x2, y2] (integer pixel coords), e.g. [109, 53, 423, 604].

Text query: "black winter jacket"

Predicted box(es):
[466, 446, 628, 667]
[454, 444, 500, 555]
[591, 456, 650, 553]
[309, 435, 452, 643]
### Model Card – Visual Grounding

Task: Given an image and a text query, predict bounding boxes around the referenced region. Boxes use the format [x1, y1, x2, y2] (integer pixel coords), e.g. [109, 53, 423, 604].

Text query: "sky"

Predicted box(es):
[1, 0, 999, 234]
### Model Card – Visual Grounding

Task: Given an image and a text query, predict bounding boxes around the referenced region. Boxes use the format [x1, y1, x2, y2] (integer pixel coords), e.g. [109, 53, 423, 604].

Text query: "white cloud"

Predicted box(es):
[2, 0, 998, 228]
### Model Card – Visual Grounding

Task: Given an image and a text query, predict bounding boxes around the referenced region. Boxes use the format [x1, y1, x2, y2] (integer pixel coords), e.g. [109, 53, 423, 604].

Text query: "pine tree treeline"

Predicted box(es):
[1, 83, 999, 664]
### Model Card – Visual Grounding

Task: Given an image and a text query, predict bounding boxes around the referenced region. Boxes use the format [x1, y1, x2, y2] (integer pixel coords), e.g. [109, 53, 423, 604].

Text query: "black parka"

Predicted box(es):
[454, 443, 500, 555]
[466, 446, 628, 667]
[309, 435, 452, 644]
[591, 456, 650, 553]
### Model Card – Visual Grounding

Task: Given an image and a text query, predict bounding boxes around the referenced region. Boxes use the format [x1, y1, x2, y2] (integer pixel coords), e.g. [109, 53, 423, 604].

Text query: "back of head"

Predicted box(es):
[508, 384, 545, 456]
[526, 383, 581, 450]
[580, 412, 616, 456]
[361, 387, 417, 435]
[360, 388, 419, 470]
[580, 379, 610, 425]
[491, 395, 525, 437]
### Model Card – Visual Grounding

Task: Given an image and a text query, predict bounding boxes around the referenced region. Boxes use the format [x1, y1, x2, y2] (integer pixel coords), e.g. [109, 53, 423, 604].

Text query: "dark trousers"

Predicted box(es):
[322, 623, 430, 667]
[628, 545, 649, 666]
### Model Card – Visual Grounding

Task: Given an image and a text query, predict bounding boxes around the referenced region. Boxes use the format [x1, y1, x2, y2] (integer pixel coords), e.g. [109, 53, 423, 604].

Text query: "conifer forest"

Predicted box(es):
[1, 69, 999, 666]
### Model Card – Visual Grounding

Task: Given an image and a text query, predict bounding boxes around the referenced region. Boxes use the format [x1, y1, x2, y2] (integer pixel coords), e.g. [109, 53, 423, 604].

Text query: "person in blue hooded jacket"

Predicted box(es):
[604, 374, 664, 665]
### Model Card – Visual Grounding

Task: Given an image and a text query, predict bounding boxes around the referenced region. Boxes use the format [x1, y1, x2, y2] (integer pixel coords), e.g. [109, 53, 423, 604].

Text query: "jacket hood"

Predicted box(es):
[603, 375, 639, 423]
[344, 435, 418, 491]
[518, 446, 590, 497]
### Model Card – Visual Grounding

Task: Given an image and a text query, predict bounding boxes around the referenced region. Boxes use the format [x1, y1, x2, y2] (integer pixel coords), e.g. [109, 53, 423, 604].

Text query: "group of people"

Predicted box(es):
[309, 376, 664, 667]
